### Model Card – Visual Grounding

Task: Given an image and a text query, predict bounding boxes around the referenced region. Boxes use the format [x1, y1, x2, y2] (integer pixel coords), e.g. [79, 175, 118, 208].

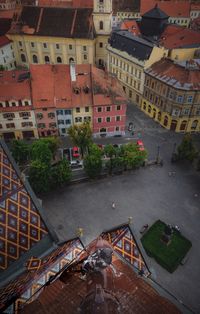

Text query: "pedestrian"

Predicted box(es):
[112, 202, 116, 209]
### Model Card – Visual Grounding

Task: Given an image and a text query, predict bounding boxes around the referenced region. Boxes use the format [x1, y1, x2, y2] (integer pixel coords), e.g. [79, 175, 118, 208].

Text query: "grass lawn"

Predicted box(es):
[141, 220, 192, 273]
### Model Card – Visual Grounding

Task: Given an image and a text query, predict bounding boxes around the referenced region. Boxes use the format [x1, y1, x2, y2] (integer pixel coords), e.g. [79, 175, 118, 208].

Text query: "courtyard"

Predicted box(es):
[43, 104, 200, 313]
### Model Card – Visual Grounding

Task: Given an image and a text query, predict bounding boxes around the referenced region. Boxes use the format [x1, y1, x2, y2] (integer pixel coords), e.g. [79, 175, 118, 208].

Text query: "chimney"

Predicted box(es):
[70, 62, 76, 82]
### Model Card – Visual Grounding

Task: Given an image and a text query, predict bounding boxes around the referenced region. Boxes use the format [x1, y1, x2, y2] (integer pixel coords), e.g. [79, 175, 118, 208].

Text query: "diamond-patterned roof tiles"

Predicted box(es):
[0, 142, 49, 270]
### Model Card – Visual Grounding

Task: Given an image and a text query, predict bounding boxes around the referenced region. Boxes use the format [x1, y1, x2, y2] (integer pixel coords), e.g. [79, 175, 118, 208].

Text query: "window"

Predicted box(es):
[97, 107, 102, 112]
[57, 56, 62, 63]
[116, 126, 119, 131]
[36, 113, 43, 119]
[187, 96, 193, 103]
[58, 120, 64, 125]
[191, 120, 198, 130]
[19, 41, 22, 47]
[48, 112, 55, 119]
[21, 54, 26, 62]
[177, 95, 183, 103]
[69, 44, 73, 50]
[32, 55, 38, 63]
[24, 101, 29, 106]
[11, 102, 16, 107]
[21, 122, 33, 127]
[19, 112, 30, 118]
[98, 117, 102, 123]
[163, 115, 168, 126]
[38, 123, 45, 128]
[43, 43, 47, 48]
[6, 123, 15, 128]
[106, 106, 111, 112]
[76, 107, 80, 113]
[65, 110, 71, 115]
[116, 116, 120, 122]
[0, 102, 3, 107]
[83, 54, 87, 60]
[99, 42, 103, 48]
[85, 107, 89, 112]
[3, 113, 15, 119]
[106, 117, 111, 122]
[148, 105, 151, 113]
[84, 116, 91, 122]
[116, 105, 121, 110]
[57, 110, 63, 115]
[182, 108, 190, 115]
[49, 122, 57, 128]
[44, 55, 50, 63]
[99, 21, 103, 30]
[56, 44, 60, 49]
[75, 117, 82, 123]
[65, 119, 71, 125]
[129, 90, 132, 98]
[83, 46, 87, 51]
[180, 120, 187, 131]
[172, 109, 180, 116]
[196, 108, 200, 115]
[31, 42, 35, 48]
[0, 124, 2, 129]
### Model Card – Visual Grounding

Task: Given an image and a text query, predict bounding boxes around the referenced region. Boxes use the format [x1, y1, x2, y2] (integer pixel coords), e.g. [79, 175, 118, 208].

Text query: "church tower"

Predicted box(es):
[93, 0, 112, 67]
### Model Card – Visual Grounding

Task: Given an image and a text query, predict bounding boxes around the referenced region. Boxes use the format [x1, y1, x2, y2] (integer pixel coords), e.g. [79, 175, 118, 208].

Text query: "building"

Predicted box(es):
[140, 0, 191, 27]
[0, 35, 15, 69]
[107, 5, 200, 106]
[142, 58, 200, 133]
[0, 70, 38, 140]
[30, 63, 126, 138]
[190, 2, 200, 21]
[112, 0, 140, 28]
[0, 0, 16, 10]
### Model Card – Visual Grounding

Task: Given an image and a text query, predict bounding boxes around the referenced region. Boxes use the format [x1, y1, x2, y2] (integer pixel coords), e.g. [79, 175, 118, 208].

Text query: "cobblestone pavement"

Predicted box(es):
[43, 103, 200, 313]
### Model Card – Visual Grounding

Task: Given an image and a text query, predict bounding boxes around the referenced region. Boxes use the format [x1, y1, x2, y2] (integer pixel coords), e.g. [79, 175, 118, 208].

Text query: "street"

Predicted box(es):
[43, 103, 200, 313]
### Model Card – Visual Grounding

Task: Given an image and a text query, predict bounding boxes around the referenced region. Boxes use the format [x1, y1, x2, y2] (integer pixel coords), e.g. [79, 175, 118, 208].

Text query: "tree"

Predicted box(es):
[29, 160, 51, 194]
[177, 135, 198, 162]
[104, 144, 117, 174]
[41, 137, 60, 159]
[123, 143, 147, 170]
[51, 159, 72, 187]
[84, 144, 102, 178]
[67, 122, 92, 157]
[11, 139, 30, 165]
[31, 140, 52, 164]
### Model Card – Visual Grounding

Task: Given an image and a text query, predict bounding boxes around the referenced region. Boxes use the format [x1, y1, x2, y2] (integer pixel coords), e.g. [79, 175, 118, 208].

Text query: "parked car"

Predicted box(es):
[72, 146, 80, 158]
[137, 140, 145, 151]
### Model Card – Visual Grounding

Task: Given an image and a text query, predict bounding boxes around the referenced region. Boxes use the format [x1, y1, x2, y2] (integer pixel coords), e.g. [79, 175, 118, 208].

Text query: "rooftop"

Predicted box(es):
[145, 58, 200, 90]
[120, 19, 141, 36]
[140, 0, 190, 18]
[8, 6, 95, 39]
[113, 0, 140, 13]
[21, 236, 180, 314]
[142, 4, 169, 19]
[38, 0, 93, 7]
[0, 35, 11, 48]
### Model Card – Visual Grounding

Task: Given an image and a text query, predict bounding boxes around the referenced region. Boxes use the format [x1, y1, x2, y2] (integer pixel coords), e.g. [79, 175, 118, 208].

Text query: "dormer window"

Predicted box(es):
[73, 87, 80, 94]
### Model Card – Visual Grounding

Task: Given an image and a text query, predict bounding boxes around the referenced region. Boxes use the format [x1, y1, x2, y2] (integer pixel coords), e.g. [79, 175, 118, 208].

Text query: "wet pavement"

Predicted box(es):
[43, 103, 200, 313]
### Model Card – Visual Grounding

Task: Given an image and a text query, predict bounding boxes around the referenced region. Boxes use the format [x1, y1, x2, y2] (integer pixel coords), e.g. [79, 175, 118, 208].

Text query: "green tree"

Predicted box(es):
[41, 137, 60, 159]
[11, 139, 30, 165]
[84, 144, 102, 178]
[31, 140, 52, 164]
[104, 144, 117, 174]
[51, 159, 72, 187]
[29, 160, 51, 194]
[177, 135, 198, 162]
[67, 122, 92, 157]
[123, 143, 147, 170]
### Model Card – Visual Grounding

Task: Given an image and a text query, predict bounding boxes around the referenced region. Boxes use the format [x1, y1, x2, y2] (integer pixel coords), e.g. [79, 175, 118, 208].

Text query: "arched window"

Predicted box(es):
[191, 120, 198, 130]
[148, 105, 151, 113]
[32, 55, 38, 63]
[163, 115, 168, 126]
[143, 103, 146, 110]
[99, 21, 104, 30]
[57, 56, 62, 63]
[180, 120, 187, 131]
[69, 57, 74, 63]
[21, 53, 26, 63]
[157, 111, 161, 121]
[99, 59, 104, 67]
[44, 55, 50, 63]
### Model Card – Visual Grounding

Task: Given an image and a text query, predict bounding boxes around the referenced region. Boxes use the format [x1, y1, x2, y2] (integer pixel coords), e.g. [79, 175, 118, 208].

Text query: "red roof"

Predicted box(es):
[0, 35, 11, 48]
[159, 24, 200, 49]
[38, 0, 93, 7]
[120, 20, 141, 35]
[140, 0, 190, 17]
[0, 70, 31, 103]
[30, 64, 126, 109]
[191, 3, 200, 11]
[146, 58, 200, 90]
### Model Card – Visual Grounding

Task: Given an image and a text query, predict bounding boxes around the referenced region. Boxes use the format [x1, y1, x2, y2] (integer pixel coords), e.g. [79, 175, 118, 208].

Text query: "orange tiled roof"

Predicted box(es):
[120, 20, 141, 35]
[0, 35, 11, 48]
[0, 10, 14, 19]
[146, 58, 200, 90]
[159, 24, 200, 49]
[38, 0, 93, 7]
[140, 0, 190, 17]
[191, 3, 200, 10]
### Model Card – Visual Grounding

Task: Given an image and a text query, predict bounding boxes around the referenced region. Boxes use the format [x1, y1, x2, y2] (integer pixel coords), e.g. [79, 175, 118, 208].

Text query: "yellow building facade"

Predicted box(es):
[141, 59, 200, 133]
[72, 106, 93, 128]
